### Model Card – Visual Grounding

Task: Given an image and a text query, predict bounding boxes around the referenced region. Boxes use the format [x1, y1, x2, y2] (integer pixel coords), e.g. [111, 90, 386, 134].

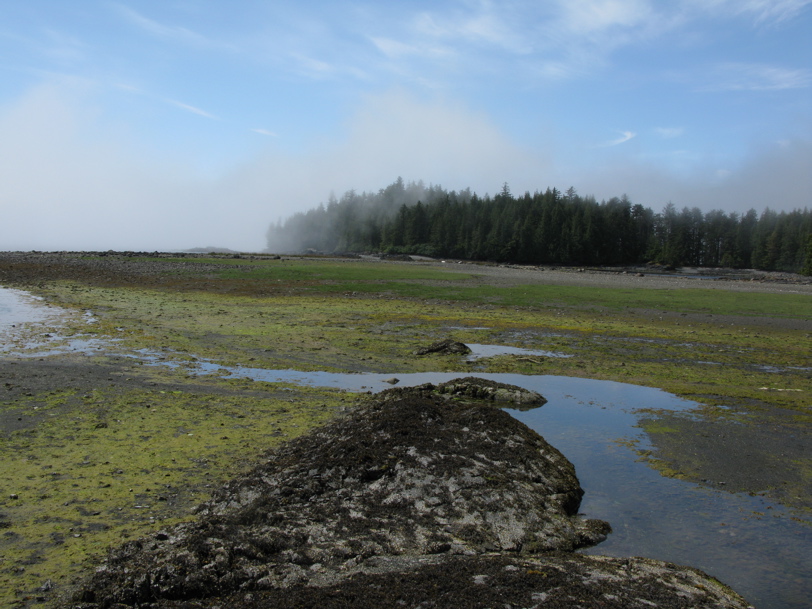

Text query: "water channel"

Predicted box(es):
[2, 286, 810, 608]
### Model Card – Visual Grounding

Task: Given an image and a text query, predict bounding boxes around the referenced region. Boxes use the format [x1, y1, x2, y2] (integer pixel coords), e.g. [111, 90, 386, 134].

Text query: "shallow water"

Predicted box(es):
[466, 343, 571, 360]
[2, 287, 810, 608]
[188, 366, 811, 609]
[0, 287, 52, 331]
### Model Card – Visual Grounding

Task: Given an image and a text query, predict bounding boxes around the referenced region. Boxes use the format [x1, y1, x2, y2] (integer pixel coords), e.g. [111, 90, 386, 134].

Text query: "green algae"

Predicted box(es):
[0, 376, 350, 606]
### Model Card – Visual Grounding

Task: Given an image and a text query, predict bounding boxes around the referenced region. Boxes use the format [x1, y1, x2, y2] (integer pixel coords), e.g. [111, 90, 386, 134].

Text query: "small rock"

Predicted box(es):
[414, 339, 472, 356]
[384, 377, 400, 385]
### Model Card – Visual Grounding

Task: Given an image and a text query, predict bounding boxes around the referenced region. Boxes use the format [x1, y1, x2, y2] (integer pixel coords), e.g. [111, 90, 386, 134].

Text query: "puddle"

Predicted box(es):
[507, 382, 811, 609]
[465, 343, 571, 360]
[0, 287, 58, 332]
[0, 285, 109, 355]
[0, 286, 71, 352]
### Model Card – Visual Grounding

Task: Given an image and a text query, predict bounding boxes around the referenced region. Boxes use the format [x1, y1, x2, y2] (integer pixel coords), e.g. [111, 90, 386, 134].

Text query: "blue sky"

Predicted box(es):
[1, 1, 810, 251]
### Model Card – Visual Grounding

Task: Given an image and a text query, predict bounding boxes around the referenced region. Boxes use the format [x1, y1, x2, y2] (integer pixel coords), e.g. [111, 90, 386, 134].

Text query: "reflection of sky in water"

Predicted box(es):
[0, 286, 106, 354]
[1, 287, 809, 608]
[195, 367, 810, 609]
[0, 287, 51, 330]
[509, 388, 811, 609]
[465, 343, 571, 360]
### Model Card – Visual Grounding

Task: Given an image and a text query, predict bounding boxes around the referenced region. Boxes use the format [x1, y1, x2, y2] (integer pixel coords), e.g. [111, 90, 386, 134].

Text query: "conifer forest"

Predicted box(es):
[267, 178, 812, 274]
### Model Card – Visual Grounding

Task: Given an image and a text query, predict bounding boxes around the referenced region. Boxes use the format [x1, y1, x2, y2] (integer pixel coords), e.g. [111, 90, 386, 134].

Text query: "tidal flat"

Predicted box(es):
[0, 251, 810, 607]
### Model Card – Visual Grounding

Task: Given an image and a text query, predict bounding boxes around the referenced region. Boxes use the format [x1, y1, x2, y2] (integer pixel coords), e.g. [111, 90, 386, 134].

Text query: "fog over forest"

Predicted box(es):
[267, 178, 812, 274]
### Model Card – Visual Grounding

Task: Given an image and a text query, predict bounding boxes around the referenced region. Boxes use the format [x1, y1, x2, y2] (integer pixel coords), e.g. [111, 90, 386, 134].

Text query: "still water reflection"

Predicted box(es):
[0, 287, 56, 332]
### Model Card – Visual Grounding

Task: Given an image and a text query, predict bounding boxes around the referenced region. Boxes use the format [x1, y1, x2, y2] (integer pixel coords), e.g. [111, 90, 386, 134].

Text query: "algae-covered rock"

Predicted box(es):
[188, 554, 753, 609]
[436, 376, 547, 407]
[413, 338, 472, 355]
[65, 382, 752, 609]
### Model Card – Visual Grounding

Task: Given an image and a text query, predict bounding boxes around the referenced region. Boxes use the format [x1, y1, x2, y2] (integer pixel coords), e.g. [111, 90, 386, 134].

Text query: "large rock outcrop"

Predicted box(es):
[65, 382, 752, 609]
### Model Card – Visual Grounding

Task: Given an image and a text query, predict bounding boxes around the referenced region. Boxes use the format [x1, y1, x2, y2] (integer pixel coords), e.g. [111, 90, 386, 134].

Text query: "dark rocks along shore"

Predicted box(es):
[64, 381, 752, 608]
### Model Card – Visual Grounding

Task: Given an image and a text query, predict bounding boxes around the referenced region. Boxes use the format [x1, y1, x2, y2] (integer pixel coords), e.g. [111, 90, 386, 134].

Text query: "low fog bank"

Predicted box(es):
[1, 86, 809, 253]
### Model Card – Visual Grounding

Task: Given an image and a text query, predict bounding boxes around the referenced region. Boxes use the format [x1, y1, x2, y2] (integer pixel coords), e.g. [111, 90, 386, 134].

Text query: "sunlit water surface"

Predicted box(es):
[0, 287, 55, 332]
[2, 287, 810, 609]
[170, 364, 810, 609]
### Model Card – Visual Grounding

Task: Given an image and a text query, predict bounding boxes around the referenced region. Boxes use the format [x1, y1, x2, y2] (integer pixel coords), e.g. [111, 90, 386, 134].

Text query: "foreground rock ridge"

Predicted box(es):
[65, 382, 752, 608]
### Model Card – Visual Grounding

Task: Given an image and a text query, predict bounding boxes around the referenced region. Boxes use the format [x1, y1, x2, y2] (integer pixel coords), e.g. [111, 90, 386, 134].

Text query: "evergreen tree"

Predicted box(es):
[802, 234, 812, 276]
[266, 178, 811, 273]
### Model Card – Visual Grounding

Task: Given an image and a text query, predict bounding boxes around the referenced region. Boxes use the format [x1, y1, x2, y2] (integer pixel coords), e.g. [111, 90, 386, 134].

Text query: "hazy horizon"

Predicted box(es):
[1, 1, 810, 252]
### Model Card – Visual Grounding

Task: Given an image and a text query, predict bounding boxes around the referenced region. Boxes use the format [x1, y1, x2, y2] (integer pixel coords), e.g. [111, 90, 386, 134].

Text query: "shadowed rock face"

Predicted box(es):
[65, 383, 752, 609]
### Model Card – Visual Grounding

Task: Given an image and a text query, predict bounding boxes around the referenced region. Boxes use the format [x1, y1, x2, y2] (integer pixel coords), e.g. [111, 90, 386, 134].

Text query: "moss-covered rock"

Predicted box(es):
[64, 383, 751, 608]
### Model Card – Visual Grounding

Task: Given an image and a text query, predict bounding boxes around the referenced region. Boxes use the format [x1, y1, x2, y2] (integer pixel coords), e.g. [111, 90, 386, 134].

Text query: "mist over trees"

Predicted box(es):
[266, 177, 812, 274]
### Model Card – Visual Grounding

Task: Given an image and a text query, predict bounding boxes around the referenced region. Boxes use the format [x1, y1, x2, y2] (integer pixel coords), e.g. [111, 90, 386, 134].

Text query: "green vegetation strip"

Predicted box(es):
[154, 256, 810, 318]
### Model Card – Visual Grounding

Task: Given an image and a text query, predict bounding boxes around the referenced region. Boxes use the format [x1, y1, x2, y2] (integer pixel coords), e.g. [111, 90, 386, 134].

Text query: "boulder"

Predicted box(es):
[414, 339, 472, 355]
[436, 376, 547, 407]
[65, 383, 752, 609]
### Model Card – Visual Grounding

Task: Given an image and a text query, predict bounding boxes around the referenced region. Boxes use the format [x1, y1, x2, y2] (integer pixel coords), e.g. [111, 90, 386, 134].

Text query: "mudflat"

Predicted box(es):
[0, 251, 809, 606]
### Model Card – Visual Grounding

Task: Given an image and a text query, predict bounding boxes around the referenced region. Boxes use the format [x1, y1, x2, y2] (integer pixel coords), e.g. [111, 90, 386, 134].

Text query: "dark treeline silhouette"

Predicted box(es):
[266, 178, 812, 274]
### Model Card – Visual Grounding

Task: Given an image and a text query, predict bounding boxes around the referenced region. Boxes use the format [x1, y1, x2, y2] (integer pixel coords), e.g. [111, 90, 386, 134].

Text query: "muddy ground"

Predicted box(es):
[0, 251, 809, 606]
[1, 252, 810, 504]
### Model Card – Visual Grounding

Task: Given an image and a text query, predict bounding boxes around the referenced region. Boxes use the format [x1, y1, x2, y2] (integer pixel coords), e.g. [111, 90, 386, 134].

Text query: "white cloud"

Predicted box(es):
[251, 129, 278, 137]
[654, 127, 685, 138]
[690, 0, 812, 25]
[559, 0, 654, 34]
[39, 28, 89, 65]
[166, 99, 218, 119]
[113, 84, 220, 120]
[703, 62, 812, 91]
[744, 0, 812, 23]
[115, 3, 226, 49]
[214, 1, 804, 92]
[371, 37, 418, 58]
[0, 84, 547, 251]
[597, 130, 637, 147]
[411, 7, 521, 50]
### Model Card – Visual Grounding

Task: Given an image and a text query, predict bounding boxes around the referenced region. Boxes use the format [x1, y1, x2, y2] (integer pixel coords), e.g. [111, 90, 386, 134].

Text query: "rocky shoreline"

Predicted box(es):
[63, 382, 752, 608]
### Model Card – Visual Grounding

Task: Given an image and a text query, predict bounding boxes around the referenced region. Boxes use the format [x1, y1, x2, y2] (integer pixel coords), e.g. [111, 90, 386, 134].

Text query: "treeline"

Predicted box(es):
[266, 178, 812, 273]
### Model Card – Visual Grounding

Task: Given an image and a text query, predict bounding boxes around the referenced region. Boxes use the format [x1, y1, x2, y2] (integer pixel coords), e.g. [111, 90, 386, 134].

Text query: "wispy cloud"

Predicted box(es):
[411, 7, 529, 54]
[655, 127, 685, 138]
[371, 37, 418, 59]
[285, 49, 370, 82]
[702, 62, 811, 91]
[39, 28, 88, 65]
[252, 128, 278, 137]
[692, 0, 812, 25]
[115, 3, 230, 50]
[598, 130, 637, 147]
[559, 0, 654, 35]
[115, 84, 218, 119]
[166, 99, 217, 119]
[369, 1, 678, 84]
[355, 0, 811, 88]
